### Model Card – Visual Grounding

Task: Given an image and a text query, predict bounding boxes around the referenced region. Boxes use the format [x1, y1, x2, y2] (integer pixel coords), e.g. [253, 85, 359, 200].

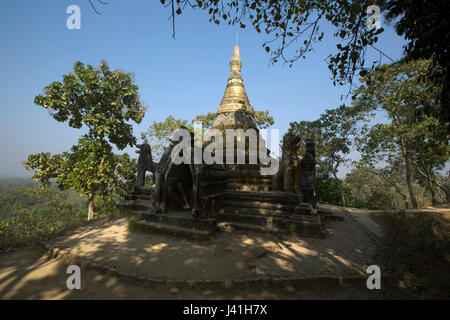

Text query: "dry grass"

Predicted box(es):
[374, 210, 450, 299]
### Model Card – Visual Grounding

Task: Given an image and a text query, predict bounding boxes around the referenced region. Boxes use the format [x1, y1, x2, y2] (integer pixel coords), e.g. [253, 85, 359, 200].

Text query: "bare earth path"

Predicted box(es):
[0, 208, 419, 299]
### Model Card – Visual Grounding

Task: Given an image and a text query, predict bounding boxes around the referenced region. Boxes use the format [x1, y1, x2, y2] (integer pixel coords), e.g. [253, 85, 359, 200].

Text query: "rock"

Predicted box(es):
[253, 247, 270, 258]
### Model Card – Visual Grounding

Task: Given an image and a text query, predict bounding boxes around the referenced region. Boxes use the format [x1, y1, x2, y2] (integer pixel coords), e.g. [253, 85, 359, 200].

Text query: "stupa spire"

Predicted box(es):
[215, 44, 254, 116]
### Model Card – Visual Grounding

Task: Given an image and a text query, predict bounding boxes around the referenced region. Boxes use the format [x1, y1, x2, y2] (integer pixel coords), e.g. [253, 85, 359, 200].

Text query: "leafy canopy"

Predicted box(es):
[142, 110, 274, 160]
[161, 0, 385, 86]
[26, 61, 145, 219]
[34, 61, 146, 150]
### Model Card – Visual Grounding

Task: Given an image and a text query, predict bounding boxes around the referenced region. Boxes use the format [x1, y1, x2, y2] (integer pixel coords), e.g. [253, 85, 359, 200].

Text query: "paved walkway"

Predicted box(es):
[41, 209, 384, 283]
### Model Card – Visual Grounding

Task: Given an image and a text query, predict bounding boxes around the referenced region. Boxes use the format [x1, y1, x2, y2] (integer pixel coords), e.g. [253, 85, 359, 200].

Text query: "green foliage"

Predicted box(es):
[25, 138, 137, 201]
[34, 61, 146, 150]
[315, 174, 344, 205]
[252, 110, 275, 129]
[353, 60, 443, 161]
[142, 110, 274, 160]
[287, 61, 447, 209]
[191, 110, 274, 130]
[26, 61, 144, 219]
[0, 181, 88, 248]
[345, 164, 409, 210]
[382, 0, 450, 126]
[365, 189, 395, 210]
[162, 0, 385, 86]
[289, 104, 367, 206]
[192, 112, 215, 129]
[141, 116, 192, 161]
[353, 59, 448, 207]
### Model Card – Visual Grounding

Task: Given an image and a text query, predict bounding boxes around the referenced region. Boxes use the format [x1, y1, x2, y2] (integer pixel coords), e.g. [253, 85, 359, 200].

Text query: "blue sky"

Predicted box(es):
[0, 0, 407, 177]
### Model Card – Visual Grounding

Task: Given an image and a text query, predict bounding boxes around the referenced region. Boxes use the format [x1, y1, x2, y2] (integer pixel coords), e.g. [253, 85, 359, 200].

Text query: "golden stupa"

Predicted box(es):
[119, 42, 322, 238]
[212, 44, 257, 130]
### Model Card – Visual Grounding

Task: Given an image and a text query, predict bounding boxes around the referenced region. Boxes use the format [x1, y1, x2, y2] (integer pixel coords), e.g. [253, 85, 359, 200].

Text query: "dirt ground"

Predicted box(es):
[0, 246, 414, 300]
[2, 206, 447, 300]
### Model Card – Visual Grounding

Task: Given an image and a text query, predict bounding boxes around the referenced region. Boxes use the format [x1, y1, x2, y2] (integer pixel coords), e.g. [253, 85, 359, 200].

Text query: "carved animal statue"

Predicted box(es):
[272, 133, 302, 193]
[299, 139, 316, 203]
[136, 143, 155, 186]
[153, 136, 179, 213]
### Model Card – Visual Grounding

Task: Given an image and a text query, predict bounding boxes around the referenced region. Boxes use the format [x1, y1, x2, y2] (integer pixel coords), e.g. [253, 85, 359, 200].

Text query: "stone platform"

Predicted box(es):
[130, 211, 218, 241]
[119, 185, 324, 239]
[39, 208, 384, 284]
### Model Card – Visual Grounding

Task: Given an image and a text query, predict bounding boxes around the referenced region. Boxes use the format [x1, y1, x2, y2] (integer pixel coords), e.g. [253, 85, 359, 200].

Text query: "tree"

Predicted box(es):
[192, 110, 274, 129]
[357, 159, 411, 209]
[161, 1, 449, 111]
[159, 1, 449, 131]
[352, 59, 448, 208]
[344, 165, 381, 206]
[142, 110, 274, 160]
[25, 61, 145, 220]
[141, 116, 192, 161]
[34, 60, 146, 150]
[161, 0, 386, 87]
[381, 0, 450, 131]
[409, 115, 450, 203]
[289, 105, 365, 206]
[253, 110, 275, 129]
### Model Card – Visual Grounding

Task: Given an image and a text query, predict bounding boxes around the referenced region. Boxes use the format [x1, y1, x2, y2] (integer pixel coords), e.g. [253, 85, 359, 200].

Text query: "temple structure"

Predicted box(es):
[119, 44, 322, 239]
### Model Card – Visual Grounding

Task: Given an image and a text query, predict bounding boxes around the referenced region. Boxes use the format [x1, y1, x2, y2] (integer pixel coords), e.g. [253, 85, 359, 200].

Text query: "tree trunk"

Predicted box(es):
[403, 197, 409, 209]
[332, 170, 346, 207]
[393, 185, 409, 209]
[400, 137, 418, 208]
[88, 195, 95, 221]
[417, 186, 425, 207]
[404, 158, 418, 208]
[426, 178, 437, 205]
[437, 184, 450, 204]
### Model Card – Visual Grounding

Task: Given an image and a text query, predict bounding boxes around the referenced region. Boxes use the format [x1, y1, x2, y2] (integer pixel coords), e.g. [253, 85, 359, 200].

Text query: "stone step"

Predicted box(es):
[132, 186, 156, 195]
[217, 211, 307, 225]
[226, 175, 273, 181]
[117, 200, 153, 212]
[219, 204, 313, 216]
[221, 199, 296, 210]
[206, 164, 270, 175]
[125, 194, 153, 201]
[218, 221, 281, 233]
[217, 206, 293, 216]
[141, 212, 217, 231]
[222, 191, 302, 204]
[206, 164, 265, 170]
[206, 171, 272, 179]
[129, 220, 215, 241]
[217, 212, 323, 237]
[224, 184, 271, 192]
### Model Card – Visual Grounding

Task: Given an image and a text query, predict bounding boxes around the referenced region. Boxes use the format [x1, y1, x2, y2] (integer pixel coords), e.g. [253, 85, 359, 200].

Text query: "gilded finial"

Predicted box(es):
[231, 44, 241, 62]
[212, 43, 256, 128]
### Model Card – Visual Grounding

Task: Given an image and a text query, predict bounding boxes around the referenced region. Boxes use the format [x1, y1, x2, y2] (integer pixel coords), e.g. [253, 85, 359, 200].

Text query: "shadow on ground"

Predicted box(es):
[0, 208, 429, 299]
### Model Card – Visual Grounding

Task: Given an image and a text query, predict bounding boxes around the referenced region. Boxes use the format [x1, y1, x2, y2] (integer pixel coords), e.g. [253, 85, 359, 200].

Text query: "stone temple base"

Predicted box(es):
[119, 187, 324, 239]
[214, 190, 323, 238]
[117, 185, 155, 213]
[129, 211, 218, 241]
